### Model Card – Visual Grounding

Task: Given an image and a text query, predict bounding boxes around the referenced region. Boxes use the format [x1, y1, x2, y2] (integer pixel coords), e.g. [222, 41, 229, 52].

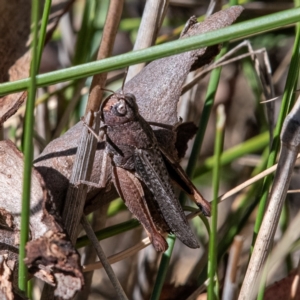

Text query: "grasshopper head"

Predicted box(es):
[101, 92, 139, 126]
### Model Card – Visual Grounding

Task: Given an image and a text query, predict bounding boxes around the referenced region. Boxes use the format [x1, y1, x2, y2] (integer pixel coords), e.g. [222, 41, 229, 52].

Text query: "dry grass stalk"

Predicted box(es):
[239, 95, 300, 299]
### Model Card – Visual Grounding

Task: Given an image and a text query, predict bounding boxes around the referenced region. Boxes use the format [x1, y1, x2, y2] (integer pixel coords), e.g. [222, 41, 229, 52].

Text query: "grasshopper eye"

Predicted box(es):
[125, 93, 136, 103]
[124, 93, 138, 112]
[115, 99, 127, 115]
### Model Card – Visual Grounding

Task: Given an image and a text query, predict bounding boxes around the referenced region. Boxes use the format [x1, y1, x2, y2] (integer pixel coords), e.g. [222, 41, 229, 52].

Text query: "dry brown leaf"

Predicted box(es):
[0, 140, 83, 296]
[0, 255, 14, 300]
[26, 231, 83, 299]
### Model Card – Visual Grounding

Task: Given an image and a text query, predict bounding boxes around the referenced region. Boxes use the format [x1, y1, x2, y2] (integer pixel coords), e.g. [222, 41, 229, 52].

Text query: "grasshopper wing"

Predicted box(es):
[134, 147, 200, 249]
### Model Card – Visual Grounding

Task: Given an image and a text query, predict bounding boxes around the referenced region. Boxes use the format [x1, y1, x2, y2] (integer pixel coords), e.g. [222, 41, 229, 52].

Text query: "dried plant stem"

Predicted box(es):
[271, 222, 300, 273]
[126, 0, 169, 81]
[239, 96, 300, 300]
[86, 0, 124, 112]
[82, 237, 152, 272]
[222, 236, 244, 300]
[81, 215, 128, 300]
[218, 155, 300, 202]
[77, 205, 109, 300]
[62, 111, 98, 243]
[182, 42, 271, 96]
[251, 11, 300, 256]
[273, 47, 293, 85]
[206, 0, 223, 16]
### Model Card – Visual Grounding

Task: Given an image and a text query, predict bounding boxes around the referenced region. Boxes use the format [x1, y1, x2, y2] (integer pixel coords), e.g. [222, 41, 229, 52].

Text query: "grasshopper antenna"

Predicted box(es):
[101, 87, 115, 94]
[120, 68, 128, 95]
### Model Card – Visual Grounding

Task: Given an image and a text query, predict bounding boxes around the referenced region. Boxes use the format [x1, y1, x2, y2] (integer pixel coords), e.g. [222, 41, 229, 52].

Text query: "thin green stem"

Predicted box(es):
[1, 7, 300, 95]
[194, 131, 268, 177]
[36, 0, 52, 70]
[76, 219, 140, 248]
[73, 0, 96, 65]
[27, 279, 33, 299]
[187, 45, 227, 178]
[217, 147, 269, 259]
[208, 105, 225, 300]
[150, 236, 176, 300]
[197, 147, 269, 285]
[18, 0, 39, 292]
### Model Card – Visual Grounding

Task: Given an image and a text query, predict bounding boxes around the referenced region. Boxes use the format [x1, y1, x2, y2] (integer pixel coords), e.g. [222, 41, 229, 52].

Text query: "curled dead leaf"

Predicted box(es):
[0, 140, 83, 296]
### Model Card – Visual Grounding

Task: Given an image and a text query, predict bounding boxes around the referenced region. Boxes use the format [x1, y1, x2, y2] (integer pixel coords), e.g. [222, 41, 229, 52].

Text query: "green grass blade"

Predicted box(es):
[187, 45, 227, 178]
[18, 0, 39, 292]
[76, 219, 140, 248]
[208, 105, 226, 300]
[150, 236, 176, 300]
[187, 45, 228, 185]
[1, 7, 300, 95]
[73, 0, 96, 65]
[36, 0, 52, 70]
[194, 131, 269, 176]
[197, 147, 269, 285]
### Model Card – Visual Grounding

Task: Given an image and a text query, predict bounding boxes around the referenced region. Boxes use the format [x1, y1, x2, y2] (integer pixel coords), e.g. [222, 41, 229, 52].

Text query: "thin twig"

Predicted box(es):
[77, 204, 109, 300]
[82, 237, 152, 272]
[287, 189, 300, 193]
[81, 215, 128, 300]
[181, 48, 266, 94]
[219, 154, 300, 202]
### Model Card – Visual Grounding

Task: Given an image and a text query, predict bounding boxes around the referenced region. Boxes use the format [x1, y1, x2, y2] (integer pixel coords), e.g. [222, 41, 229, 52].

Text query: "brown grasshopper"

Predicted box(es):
[81, 90, 211, 252]
[78, 6, 245, 252]
[34, 6, 244, 252]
